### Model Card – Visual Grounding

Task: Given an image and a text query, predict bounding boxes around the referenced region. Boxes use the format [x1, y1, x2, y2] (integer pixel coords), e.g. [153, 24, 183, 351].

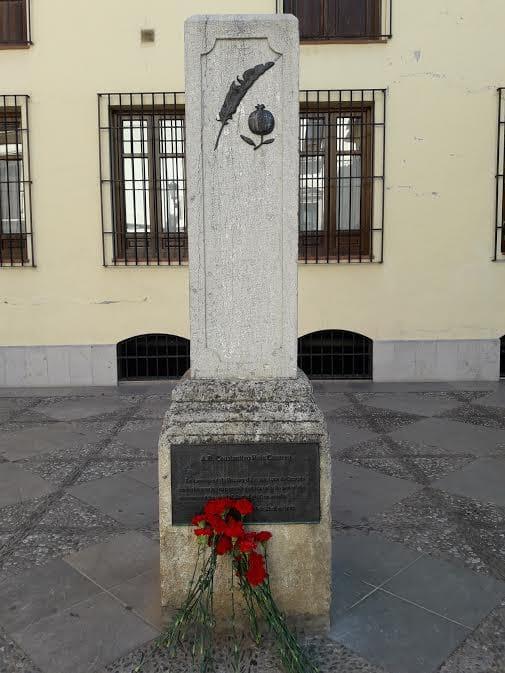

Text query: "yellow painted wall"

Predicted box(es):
[0, 0, 504, 347]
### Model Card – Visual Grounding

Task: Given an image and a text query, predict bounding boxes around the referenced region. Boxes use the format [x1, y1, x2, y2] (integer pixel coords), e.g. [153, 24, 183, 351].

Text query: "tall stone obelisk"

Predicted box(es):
[159, 14, 331, 630]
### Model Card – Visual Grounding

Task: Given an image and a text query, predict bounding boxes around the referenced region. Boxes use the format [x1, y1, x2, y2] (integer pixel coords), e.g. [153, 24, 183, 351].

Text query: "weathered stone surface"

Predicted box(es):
[159, 373, 331, 629]
[185, 15, 299, 380]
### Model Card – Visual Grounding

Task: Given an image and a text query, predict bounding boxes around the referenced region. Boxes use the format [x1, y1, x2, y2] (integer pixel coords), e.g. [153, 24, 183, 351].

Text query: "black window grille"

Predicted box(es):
[100, 91, 385, 266]
[0, 0, 30, 45]
[500, 335, 505, 378]
[99, 92, 187, 266]
[280, 0, 392, 41]
[298, 329, 373, 379]
[0, 95, 33, 267]
[117, 333, 190, 380]
[299, 89, 385, 263]
[495, 89, 505, 260]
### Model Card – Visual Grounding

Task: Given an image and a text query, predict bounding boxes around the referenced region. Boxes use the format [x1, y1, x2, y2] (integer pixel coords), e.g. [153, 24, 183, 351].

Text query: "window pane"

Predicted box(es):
[300, 155, 325, 231]
[335, 155, 362, 230]
[124, 157, 150, 232]
[122, 119, 148, 155]
[300, 115, 327, 153]
[159, 117, 184, 155]
[160, 157, 185, 232]
[0, 160, 23, 232]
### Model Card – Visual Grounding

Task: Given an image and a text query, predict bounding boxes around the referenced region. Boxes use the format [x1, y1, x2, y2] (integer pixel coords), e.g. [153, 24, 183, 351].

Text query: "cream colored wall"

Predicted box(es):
[0, 0, 504, 347]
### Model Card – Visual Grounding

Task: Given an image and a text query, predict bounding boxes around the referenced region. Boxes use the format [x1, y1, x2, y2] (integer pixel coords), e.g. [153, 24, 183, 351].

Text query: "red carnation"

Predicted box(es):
[255, 531, 272, 543]
[225, 519, 245, 539]
[234, 499, 254, 516]
[194, 527, 213, 537]
[204, 498, 234, 517]
[192, 514, 207, 526]
[237, 538, 256, 553]
[207, 514, 227, 535]
[245, 551, 268, 586]
[215, 535, 233, 556]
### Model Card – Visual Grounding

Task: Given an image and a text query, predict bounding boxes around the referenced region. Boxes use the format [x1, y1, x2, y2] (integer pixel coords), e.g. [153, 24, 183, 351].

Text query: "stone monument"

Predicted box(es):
[159, 14, 331, 630]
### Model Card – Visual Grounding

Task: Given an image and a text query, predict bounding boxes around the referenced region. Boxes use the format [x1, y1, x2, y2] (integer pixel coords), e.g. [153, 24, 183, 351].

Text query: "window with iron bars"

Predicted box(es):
[0, 96, 33, 267]
[280, 0, 392, 41]
[99, 90, 385, 266]
[495, 89, 505, 261]
[0, 0, 31, 45]
[299, 89, 386, 263]
[99, 93, 187, 266]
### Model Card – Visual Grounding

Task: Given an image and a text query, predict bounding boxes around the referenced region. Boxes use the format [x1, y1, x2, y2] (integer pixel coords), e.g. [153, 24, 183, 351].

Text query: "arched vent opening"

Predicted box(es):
[117, 334, 190, 381]
[298, 330, 373, 380]
[501, 335, 505, 379]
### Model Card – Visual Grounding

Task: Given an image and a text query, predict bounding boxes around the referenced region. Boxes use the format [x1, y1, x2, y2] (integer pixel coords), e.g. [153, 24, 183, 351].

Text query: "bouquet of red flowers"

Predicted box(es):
[137, 498, 317, 673]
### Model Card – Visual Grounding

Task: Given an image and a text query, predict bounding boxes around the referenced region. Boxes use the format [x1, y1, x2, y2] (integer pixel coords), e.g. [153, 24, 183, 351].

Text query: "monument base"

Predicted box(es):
[158, 371, 331, 632]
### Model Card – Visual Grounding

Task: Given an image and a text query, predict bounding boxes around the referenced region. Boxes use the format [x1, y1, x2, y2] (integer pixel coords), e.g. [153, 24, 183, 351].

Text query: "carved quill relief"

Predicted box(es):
[214, 61, 275, 150]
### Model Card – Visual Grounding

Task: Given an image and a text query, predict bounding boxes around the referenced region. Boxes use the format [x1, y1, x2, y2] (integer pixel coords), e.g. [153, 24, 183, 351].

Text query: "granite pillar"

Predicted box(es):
[159, 14, 331, 630]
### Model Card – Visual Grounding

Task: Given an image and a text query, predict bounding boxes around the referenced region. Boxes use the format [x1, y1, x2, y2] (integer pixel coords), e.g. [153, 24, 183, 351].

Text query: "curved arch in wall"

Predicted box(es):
[117, 333, 190, 380]
[298, 329, 373, 380]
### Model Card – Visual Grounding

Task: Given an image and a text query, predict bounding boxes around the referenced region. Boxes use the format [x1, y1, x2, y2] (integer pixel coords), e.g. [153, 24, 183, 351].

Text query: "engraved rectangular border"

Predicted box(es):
[171, 441, 321, 526]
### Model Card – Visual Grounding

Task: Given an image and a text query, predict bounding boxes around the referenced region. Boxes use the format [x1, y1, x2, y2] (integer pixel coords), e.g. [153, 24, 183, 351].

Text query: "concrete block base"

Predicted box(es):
[158, 372, 331, 631]
[373, 339, 500, 382]
[0, 345, 117, 387]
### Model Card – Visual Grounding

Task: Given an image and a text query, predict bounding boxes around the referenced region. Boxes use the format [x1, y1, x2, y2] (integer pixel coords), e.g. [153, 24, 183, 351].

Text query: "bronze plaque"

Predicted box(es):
[171, 442, 320, 525]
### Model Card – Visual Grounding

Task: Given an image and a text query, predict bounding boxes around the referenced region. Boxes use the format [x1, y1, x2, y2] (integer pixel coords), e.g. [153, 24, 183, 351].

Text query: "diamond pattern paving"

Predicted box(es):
[0, 381, 504, 673]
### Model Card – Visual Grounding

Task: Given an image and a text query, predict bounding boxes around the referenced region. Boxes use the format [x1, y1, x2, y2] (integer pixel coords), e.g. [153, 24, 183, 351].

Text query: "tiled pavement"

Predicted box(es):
[1, 382, 505, 673]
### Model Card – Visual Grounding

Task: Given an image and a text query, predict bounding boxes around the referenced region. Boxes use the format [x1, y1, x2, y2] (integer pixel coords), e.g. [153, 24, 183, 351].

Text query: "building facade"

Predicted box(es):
[0, 0, 504, 385]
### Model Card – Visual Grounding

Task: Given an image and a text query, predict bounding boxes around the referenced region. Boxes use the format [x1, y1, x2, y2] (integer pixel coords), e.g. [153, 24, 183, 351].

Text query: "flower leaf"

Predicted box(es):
[262, 138, 275, 145]
[240, 135, 256, 147]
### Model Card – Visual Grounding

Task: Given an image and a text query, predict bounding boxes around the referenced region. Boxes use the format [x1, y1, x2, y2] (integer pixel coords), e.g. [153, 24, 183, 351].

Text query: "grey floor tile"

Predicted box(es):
[331, 572, 375, 621]
[0, 559, 101, 633]
[0, 423, 100, 462]
[383, 554, 505, 628]
[11, 592, 158, 673]
[330, 589, 469, 673]
[325, 421, 378, 453]
[332, 532, 422, 585]
[360, 393, 462, 418]
[65, 532, 159, 590]
[125, 464, 158, 489]
[68, 472, 158, 527]
[313, 394, 353, 413]
[134, 396, 172, 419]
[37, 397, 134, 422]
[331, 461, 420, 525]
[390, 418, 505, 456]
[0, 464, 56, 507]
[115, 420, 162, 454]
[432, 458, 505, 507]
[109, 568, 162, 630]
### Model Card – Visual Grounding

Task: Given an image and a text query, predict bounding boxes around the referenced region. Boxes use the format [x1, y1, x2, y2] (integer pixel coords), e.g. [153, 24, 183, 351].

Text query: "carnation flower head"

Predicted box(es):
[245, 551, 268, 586]
[255, 531, 272, 543]
[233, 499, 254, 516]
[204, 498, 234, 517]
[215, 535, 233, 555]
[194, 527, 213, 537]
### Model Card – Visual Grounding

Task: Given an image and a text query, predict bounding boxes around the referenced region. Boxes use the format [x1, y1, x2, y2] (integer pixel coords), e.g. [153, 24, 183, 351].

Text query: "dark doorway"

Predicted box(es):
[298, 329, 373, 379]
[117, 333, 190, 380]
